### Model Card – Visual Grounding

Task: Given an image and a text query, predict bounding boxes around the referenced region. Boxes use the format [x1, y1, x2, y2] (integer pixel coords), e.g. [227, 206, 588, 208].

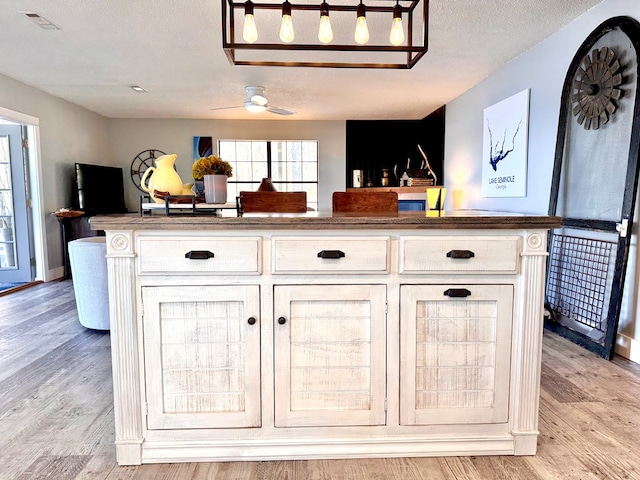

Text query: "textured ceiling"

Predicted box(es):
[0, 0, 603, 120]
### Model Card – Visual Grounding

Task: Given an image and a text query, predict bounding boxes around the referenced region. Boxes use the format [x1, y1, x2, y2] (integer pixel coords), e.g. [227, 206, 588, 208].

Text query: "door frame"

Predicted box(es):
[0, 106, 47, 282]
[547, 16, 640, 359]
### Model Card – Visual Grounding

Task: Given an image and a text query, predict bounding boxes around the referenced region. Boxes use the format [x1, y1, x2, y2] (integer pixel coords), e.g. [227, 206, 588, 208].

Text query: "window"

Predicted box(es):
[219, 140, 318, 211]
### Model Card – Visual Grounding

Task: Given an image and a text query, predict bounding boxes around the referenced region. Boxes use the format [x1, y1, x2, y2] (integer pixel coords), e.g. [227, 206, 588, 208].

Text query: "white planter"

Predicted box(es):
[203, 175, 228, 204]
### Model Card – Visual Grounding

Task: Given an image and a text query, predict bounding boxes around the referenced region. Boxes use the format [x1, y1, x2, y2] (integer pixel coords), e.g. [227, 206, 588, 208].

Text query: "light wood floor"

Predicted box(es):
[2, 280, 640, 480]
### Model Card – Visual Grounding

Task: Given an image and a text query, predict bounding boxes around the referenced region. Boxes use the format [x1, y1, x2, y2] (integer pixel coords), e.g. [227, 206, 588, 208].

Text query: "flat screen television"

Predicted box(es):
[74, 163, 127, 215]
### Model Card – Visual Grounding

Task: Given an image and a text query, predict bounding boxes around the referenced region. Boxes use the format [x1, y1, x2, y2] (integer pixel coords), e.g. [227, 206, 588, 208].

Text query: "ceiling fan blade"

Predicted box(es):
[266, 105, 295, 116]
[210, 105, 244, 111]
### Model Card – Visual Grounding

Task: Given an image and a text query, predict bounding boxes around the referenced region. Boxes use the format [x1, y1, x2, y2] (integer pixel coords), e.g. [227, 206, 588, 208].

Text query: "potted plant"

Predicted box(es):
[192, 155, 233, 204]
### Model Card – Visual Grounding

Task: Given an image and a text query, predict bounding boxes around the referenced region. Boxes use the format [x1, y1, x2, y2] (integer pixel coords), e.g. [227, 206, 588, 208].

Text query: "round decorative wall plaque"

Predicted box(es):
[571, 46, 624, 130]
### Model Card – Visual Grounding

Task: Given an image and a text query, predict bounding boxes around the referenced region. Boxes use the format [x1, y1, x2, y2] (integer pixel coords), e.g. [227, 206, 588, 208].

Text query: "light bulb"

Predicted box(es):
[245, 102, 266, 113]
[243, 14, 258, 43]
[250, 94, 268, 106]
[318, 15, 332, 43]
[243, 1, 258, 43]
[390, 4, 404, 46]
[280, 15, 294, 42]
[389, 17, 404, 45]
[354, 3, 369, 45]
[318, 2, 333, 44]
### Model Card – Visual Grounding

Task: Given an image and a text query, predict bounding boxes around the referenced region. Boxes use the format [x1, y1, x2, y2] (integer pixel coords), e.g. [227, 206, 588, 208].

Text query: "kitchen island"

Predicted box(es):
[91, 210, 561, 465]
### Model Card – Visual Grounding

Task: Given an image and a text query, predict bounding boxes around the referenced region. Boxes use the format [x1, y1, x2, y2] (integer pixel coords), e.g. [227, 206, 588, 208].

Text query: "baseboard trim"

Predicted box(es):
[0, 280, 43, 297]
[615, 333, 640, 364]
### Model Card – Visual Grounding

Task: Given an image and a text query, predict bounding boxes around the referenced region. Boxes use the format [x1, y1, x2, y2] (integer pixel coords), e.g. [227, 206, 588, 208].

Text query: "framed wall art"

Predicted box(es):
[481, 89, 530, 197]
[194, 136, 213, 160]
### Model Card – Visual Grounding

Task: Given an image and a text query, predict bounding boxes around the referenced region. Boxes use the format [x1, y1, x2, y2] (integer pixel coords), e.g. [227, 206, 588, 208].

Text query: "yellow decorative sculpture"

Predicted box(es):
[181, 183, 195, 196]
[140, 154, 184, 203]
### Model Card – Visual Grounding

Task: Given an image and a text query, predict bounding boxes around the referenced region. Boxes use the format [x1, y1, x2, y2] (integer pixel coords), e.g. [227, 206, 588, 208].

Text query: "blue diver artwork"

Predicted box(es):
[487, 118, 523, 172]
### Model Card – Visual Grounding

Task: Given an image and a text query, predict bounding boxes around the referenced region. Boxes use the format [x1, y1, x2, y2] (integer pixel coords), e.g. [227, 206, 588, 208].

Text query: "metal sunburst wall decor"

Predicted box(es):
[571, 46, 624, 130]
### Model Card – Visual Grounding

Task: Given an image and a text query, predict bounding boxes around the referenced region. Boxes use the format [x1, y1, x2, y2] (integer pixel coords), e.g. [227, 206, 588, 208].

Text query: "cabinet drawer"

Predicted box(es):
[272, 236, 389, 274]
[399, 236, 520, 274]
[137, 236, 261, 274]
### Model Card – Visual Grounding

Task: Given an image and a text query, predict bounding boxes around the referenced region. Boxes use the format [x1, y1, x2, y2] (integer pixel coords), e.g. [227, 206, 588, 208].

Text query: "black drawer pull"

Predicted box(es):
[444, 288, 471, 298]
[248, 317, 257, 325]
[446, 250, 475, 259]
[185, 250, 215, 260]
[278, 316, 287, 325]
[317, 250, 345, 259]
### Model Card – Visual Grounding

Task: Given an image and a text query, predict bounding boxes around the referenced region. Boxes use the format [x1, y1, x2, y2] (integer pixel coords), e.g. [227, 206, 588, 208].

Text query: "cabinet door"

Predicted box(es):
[400, 284, 513, 425]
[142, 285, 261, 430]
[274, 285, 386, 427]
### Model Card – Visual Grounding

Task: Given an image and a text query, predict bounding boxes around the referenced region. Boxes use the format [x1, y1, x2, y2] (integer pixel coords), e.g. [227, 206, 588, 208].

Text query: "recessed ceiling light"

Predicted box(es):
[19, 11, 60, 30]
[129, 85, 148, 93]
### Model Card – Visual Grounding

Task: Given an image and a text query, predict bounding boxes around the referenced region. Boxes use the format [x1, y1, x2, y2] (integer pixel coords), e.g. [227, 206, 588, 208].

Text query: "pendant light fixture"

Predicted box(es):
[354, 1, 369, 45]
[279, 0, 294, 43]
[222, 0, 429, 69]
[318, 1, 333, 44]
[242, 0, 258, 43]
[390, 0, 405, 46]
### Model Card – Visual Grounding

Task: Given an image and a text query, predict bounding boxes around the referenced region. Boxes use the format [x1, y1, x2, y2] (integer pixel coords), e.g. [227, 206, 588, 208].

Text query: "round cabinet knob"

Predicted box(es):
[278, 316, 287, 325]
[248, 317, 256, 325]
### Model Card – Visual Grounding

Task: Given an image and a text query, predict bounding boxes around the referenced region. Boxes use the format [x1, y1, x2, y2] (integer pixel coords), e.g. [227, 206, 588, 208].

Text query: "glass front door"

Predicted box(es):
[0, 125, 32, 283]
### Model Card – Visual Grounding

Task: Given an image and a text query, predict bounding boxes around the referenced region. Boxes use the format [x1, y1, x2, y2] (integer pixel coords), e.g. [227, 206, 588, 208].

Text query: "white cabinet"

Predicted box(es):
[398, 236, 517, 426]
[400, 284, 513, 425]
[273, 284, 387, 427]
[97, 224, 553, 464]
[142, 285, 261, 430]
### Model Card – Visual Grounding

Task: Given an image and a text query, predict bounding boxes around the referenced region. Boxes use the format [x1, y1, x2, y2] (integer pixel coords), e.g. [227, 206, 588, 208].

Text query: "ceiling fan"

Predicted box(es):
[211, 86, 295, 116]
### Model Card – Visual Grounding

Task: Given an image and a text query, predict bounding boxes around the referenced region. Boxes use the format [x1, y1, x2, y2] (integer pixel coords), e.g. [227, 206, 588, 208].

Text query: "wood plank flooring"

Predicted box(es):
[1, 279, 640, 479]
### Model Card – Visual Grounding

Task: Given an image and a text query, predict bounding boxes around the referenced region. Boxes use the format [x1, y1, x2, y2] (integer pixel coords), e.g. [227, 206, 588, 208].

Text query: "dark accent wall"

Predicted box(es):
[346, 106, 445, 187]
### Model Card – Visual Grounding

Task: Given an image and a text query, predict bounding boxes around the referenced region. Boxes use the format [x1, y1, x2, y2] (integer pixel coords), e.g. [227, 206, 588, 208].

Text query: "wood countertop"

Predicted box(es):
[90, 210, 561, 231]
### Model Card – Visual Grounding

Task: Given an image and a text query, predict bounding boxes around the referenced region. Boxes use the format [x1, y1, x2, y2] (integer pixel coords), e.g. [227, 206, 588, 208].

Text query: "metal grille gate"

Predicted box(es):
[546, 234, 616, 339]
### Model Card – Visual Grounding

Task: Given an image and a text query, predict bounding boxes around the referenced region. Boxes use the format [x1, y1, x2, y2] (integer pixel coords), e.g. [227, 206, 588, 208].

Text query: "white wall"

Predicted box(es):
[106, 119, 346, 213]
[442, 0, 640, 360]
[0, 73, 110, 278]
